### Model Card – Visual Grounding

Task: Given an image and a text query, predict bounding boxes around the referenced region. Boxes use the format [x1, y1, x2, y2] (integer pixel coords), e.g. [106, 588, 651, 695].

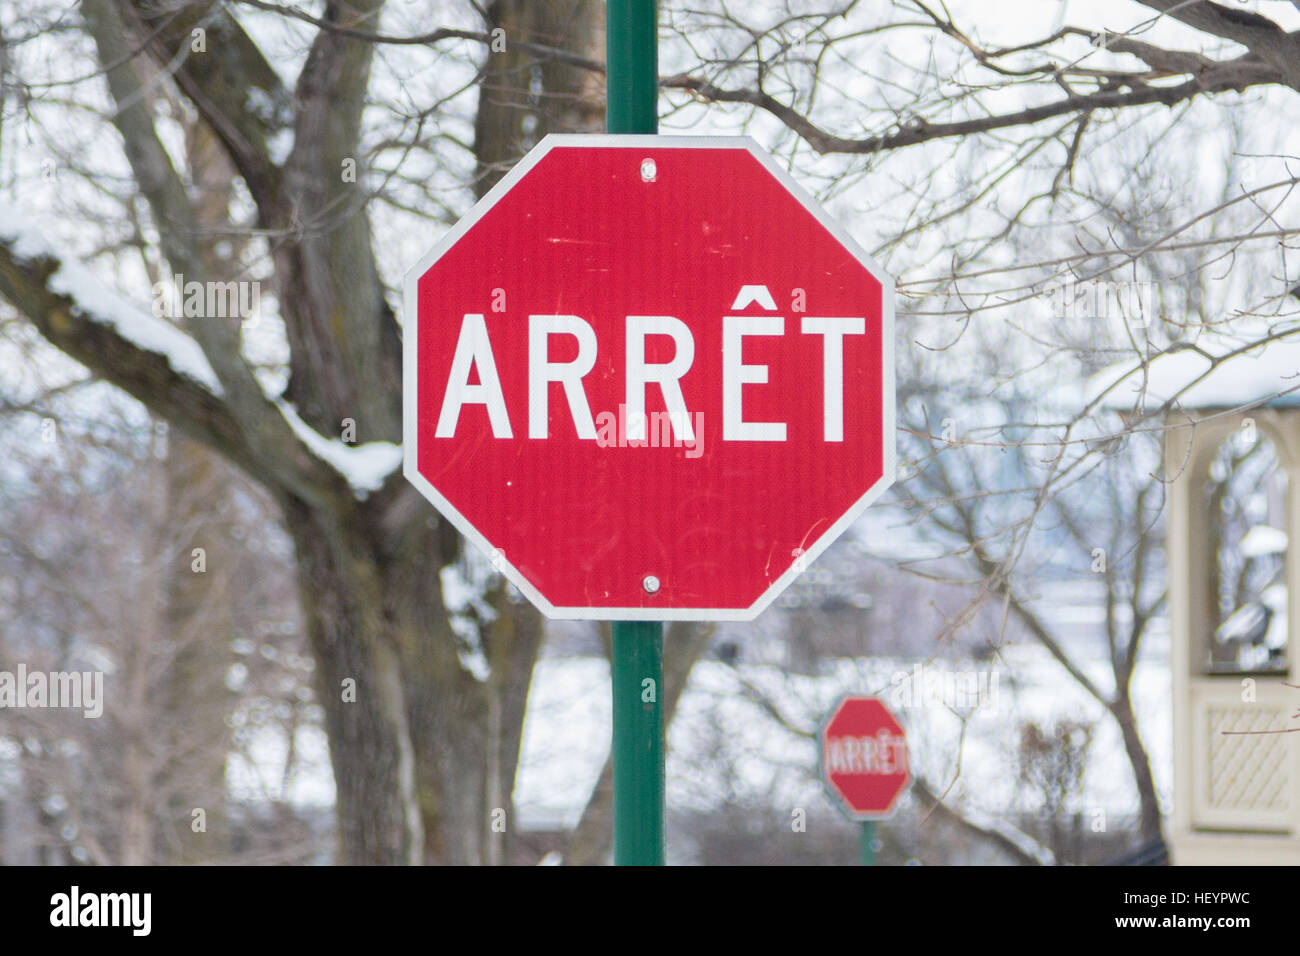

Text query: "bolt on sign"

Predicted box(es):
[404, 135, 895, 620]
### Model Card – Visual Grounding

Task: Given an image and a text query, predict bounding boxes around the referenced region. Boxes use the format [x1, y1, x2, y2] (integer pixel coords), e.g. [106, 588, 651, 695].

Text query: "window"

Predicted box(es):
[1203, 431, 1289, 674]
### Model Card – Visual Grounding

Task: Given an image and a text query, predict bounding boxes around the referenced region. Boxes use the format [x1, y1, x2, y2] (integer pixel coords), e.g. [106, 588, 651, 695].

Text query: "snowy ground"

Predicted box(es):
[221, 638, 1172, 856]
[513, 642, 1171, 834]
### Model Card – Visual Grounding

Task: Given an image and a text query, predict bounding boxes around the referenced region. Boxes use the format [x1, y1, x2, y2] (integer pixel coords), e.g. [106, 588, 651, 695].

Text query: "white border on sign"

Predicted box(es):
[402, 134, 897, 622]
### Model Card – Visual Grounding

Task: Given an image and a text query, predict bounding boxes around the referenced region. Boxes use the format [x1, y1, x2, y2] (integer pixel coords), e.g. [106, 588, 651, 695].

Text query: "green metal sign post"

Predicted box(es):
[611, 621, 664, 865]
[606, 0, 658, 136]
[607, 0, 665, 867]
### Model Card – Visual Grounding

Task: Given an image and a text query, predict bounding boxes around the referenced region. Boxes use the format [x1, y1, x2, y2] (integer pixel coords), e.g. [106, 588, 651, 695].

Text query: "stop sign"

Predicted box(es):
[820, 696, 910, 819]
[404, 135, 894, 620]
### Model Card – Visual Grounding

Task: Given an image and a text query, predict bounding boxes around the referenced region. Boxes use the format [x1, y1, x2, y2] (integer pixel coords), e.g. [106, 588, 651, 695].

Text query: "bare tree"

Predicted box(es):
[0, 401, 319, 864]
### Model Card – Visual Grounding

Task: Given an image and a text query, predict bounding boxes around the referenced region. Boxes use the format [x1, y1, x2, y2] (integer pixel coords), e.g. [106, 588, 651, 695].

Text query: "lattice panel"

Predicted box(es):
[1206, 706, 1290, 812]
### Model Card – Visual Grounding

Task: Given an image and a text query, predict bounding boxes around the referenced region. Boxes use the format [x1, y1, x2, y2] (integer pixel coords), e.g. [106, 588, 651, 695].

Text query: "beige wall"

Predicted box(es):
[1167, 408, 1300, 864]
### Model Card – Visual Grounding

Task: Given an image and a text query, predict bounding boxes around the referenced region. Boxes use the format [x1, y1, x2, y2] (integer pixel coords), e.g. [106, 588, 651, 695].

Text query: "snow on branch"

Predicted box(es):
[0, 201, 403, 498]
[274, 399, 401, 496]
[0, 201, 223, 396]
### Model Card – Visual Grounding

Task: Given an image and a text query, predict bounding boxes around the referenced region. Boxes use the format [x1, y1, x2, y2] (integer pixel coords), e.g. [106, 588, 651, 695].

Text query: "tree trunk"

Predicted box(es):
[474, 0, 606, 197]
[281, 496, 423, 864]
[1111, 693, 1163, 842]
[160, 437, 236, 863]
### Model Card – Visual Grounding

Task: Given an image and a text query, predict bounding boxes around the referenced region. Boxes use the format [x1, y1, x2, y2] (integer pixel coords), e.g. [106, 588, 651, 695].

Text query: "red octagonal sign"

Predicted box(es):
[821, 696, 910, 819]
[404, 135, 894, 620]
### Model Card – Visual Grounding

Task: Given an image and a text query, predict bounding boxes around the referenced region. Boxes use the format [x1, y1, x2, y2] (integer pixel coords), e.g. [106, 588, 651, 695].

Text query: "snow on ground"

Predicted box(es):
[225, 723, 335, 809]
[216, 642, 1173, 842]
[512, 657, 612, 830]
[511, 644, 1173, 836]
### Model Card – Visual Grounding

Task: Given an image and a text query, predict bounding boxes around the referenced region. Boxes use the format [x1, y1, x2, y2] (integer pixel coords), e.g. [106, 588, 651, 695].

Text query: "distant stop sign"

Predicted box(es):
[404, 135, 894, 620]
[821, 696, 910, 819]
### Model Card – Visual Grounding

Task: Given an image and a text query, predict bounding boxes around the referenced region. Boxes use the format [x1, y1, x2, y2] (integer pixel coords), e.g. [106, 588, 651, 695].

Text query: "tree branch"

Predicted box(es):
[227, 1, 1279, 157]
[123, 0, 289, 212]
[276, 0, 401, 440]
[1136, 0, 1300, 89]
[0, 236, 251, 476]
[663, 66, 1272, 155]
[0, 216, 342, 508]
[912, 775, 1054, 865]
[81, 0, 328, 500]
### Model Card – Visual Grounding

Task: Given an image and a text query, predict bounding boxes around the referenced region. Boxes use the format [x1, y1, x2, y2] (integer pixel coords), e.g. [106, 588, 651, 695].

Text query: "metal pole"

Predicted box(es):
[611, 621, 665, 865]
[606, 0, 658, 135]
[606, 0, 664, 867]
[861, 820, 876, 866]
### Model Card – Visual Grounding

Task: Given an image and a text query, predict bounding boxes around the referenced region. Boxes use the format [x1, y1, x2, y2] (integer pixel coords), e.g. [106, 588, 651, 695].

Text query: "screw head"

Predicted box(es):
[642, 574, 661, 594]
[639, 158, 657, 182]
